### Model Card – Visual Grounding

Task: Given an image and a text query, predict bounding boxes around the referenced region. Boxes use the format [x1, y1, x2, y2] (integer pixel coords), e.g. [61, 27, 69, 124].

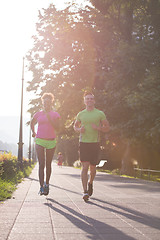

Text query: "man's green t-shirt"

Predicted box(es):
[76, 108, 106, 143]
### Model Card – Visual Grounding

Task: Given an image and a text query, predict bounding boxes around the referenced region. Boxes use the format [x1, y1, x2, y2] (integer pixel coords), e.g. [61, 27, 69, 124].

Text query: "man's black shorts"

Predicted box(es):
[79, 142, 100, 166]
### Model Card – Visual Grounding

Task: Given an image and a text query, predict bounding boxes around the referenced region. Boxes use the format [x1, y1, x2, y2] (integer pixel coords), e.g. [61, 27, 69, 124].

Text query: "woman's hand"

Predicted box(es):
[32, 132, 36, 138]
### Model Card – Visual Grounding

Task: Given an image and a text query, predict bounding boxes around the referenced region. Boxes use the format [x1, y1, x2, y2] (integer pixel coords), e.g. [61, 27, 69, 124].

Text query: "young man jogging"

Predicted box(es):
[74, 91, 110, 201]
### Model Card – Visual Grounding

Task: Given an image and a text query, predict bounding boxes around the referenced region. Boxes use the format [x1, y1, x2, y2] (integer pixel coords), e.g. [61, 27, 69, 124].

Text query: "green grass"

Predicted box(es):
[0, 163, 36, 202]
[134, 172, 160, 182]
[97, 168, 160, 182]
[0, 179, 16, 201]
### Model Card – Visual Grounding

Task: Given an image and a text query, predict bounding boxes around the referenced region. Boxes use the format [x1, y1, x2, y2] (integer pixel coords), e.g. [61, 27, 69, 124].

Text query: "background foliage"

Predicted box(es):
[26, 0, 160, 172]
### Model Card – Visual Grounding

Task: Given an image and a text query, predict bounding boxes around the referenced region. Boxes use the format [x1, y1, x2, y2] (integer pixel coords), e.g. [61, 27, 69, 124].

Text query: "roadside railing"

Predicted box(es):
[134, 168, 160, 180]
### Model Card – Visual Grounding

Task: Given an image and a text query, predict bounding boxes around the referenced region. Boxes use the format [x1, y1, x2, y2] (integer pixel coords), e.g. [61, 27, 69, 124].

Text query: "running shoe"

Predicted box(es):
[39, 186, 44, 195]
[88, 183, 93, 196]
[83, 191, 89, 202]
[44, 184, 49, 196]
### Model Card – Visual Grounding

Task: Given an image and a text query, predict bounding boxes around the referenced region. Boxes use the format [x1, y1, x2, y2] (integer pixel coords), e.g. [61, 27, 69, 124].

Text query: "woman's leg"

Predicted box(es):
[46, 147, 55, 184]
[36, 144, 45, 187]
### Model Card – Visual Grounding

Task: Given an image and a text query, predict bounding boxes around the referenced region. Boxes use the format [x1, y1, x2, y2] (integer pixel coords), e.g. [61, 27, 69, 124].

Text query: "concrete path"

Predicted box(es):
[0, 162, 160, 240]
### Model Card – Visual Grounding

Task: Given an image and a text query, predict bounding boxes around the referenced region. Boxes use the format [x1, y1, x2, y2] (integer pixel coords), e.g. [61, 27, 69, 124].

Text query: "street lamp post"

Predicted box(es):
[18, 57, 24, 169]
[28, 116, 32, 164]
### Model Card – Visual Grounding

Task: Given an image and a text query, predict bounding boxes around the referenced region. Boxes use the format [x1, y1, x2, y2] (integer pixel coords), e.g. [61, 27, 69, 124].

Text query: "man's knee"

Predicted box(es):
[81, 167, 88, 174]
[82, 163, 89, 170]
[90, 165, 96, 173]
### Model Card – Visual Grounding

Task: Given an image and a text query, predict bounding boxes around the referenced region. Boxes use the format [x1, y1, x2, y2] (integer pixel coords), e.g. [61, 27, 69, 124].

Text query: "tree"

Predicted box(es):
[90, 0, 160, 172]
[26, 1, 160, 170]
[26, 3, 108, 165]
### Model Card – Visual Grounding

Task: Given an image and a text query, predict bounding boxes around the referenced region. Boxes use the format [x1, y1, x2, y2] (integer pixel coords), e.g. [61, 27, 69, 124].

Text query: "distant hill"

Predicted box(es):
[0, 140, 29, 157]
[0, 116, 30, 157]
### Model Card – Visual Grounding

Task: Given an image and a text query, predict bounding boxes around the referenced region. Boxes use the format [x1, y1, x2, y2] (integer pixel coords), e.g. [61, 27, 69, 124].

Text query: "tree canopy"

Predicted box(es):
[26, 0, 160, 169]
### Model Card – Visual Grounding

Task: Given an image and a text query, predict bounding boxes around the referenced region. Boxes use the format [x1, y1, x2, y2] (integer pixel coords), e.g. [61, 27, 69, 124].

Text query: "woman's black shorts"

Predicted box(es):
[79, 142, 100, 166]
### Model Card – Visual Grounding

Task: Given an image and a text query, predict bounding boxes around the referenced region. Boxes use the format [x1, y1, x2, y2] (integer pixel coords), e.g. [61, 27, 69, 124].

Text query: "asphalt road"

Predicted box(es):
[0, 162, 160, 240]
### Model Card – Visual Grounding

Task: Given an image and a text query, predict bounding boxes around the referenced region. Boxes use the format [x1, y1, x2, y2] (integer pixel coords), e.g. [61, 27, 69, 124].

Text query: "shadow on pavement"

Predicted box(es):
[111, 182, 160, 192]
[59, 172, 160, 193]
[27, 176, 81, 196]
[91, 197, 160, 230]
[45, 198, 135, 240]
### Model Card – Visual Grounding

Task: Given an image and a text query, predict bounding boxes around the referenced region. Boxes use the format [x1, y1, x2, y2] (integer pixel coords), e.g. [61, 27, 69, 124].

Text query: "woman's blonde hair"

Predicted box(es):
[41, 93, 54, 102]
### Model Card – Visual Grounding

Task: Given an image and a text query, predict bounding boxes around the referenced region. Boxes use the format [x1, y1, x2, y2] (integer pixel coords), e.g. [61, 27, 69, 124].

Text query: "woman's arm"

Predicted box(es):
[30, 117, 37, 137]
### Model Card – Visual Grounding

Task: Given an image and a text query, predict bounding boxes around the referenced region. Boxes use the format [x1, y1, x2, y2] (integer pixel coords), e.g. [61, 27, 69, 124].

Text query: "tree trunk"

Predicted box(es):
[120, 141, 134, 176]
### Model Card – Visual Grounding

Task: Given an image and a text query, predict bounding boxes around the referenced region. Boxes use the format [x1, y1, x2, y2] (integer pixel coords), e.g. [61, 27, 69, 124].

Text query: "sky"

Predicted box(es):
[0, 0, 87, 118]
[0, 0, 89, 149]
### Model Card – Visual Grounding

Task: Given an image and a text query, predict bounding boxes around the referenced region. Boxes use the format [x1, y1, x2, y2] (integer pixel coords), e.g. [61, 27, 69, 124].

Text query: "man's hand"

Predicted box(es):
[80, 125, 85, 133]
[91, 120, 110, 133]
[91, 123, 100, 131]
[74, 120, 85, 133]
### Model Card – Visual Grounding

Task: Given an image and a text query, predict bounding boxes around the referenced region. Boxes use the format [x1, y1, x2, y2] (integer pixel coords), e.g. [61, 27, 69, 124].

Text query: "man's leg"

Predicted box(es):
[89, 164, 96, 184]
[88, 142, 99, 196]
[81, 162, 90, 192]
[88, 164, 96, 196]
[81, 161, 90, 201]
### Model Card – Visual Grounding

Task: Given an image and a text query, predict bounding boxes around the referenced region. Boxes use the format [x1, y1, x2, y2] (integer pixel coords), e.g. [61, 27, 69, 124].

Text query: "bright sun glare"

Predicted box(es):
[0, 0, 89, 146]
[0, 0, 74, 117]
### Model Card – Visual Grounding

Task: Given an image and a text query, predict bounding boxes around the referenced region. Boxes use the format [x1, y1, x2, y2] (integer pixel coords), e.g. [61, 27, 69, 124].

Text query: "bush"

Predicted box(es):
[73, 160, 81, 168]
[0, 152, 35, 201]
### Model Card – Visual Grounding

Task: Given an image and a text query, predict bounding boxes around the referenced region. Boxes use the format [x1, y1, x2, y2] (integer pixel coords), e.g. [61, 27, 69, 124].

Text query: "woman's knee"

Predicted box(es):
[38, 159, 45, 168]
[46, 162, 52, 171]
[39, 164, 45, 171]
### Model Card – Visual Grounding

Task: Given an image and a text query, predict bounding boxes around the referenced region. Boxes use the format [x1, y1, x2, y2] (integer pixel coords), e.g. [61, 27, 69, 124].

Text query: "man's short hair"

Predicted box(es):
[83, 91, 94, 98]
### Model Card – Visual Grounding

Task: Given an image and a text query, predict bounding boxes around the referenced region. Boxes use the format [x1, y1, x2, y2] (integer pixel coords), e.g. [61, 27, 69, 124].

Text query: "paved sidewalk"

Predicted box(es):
[0, 162, 160, 240]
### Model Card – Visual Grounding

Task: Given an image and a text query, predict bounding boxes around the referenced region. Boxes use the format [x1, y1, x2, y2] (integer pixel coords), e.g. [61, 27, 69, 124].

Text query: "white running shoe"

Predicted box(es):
[83, 192, 89, 202]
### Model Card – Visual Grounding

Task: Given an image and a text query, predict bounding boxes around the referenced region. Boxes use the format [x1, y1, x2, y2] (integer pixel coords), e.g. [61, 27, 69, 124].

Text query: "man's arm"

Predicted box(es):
[100, 119, 110, 132]
[92, 119, 110, 133]
[74, 120, 85, 133]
